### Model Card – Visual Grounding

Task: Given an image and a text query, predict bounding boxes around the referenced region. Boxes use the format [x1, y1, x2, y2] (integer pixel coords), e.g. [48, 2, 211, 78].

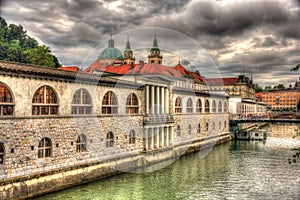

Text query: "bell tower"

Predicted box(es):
[123, 35, 135, 65]
[148, 32, 163, 64]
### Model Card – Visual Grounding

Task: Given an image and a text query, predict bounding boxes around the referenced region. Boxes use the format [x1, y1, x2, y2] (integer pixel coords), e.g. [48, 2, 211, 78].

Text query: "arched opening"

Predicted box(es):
[188, 124, 192, 134]
[0, 143, 4, 164]
[102, 91, 118, 114]
[205, 99, 210, 113]
[176, 125, 181, 136]
[175, 97, 182, 113]
[72, 88, 92, 114]
[106, 132, 114, 147]
[186, 98, 193, 113]
[32, 85, 58, 115]
[129, 130, 136, 144]
[196, 99, 202, 113]
[0, 82, 14, 116]
[212, 100, 216, 113]
[126, 93, 138, 114]
[76, 134, 87, 152]
[218, 101, 222, 113]
[38, 138, 52, 158]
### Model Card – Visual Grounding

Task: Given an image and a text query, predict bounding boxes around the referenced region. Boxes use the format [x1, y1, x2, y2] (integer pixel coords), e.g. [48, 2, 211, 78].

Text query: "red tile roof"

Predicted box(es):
[58, 66, 79, 72]
[206, 77, 238, 85]
[175, 64, 206, 83]
[255, 92, 263, 101]
[84, 60, 206, 83]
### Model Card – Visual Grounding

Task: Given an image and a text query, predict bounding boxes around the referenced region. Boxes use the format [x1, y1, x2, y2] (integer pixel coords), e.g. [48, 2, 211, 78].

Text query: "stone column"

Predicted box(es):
[144, 128, 148, 151]
[146, 85, 149, 115]
[153, 128, 158, 149]
[151, 86, 155, 114]
[161, 87, 165, 113]
[148, 128, 153, 150]
[165, 88, 169, 114]
[156, 86, 160, 114]
[151, 128, 155, 149]
[169, 126, 173, 145]
[159, 127, 164, 147]
[165, 126, 168, 146]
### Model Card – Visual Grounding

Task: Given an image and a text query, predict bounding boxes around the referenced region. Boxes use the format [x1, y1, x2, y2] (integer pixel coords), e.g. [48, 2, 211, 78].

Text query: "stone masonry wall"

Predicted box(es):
[0, 116, 144, 181]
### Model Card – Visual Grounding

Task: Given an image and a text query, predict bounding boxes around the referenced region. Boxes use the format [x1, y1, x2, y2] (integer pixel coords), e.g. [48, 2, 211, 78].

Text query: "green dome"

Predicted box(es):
[99, 37, 124, 60]
[99, 47, 123, 60]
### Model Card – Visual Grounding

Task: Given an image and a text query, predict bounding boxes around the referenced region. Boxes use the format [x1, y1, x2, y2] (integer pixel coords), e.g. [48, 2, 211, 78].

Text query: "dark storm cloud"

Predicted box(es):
[146, 0, 293, 37]
[1, 0, 300, 85]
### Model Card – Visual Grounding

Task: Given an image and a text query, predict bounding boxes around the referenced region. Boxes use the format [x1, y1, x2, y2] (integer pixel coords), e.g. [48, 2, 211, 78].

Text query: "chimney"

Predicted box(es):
[139, 60, 144, 65]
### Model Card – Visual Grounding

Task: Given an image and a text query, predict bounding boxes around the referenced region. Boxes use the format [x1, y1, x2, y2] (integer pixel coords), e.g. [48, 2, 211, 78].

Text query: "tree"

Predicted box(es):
[265, 85, 272, 90]
[254, 84, 263, 92]
[0, 17, 60, 68]
[273, 84, 285, 90]
[23, 46, 60, 68]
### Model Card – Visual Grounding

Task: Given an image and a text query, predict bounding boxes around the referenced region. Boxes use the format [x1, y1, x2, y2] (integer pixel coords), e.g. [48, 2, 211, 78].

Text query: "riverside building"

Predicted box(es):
[0, 35, 231, 199]
[206, 75, 267, 118]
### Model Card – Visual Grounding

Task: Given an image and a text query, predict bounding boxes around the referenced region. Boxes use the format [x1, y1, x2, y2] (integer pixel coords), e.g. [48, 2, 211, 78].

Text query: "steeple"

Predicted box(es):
[108, 35, 114, 47]
[148, 31, 163, 64]
[152, 31, 159, 50]
[123, 35, 135, 65]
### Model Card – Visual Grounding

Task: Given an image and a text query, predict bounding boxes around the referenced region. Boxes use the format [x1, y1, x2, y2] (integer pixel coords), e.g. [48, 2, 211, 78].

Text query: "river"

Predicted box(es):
[33, 123, 300, 200]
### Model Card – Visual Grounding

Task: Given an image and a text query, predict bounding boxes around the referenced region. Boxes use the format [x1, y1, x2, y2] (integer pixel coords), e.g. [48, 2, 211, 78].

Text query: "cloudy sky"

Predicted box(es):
[1, 0, 300, 86]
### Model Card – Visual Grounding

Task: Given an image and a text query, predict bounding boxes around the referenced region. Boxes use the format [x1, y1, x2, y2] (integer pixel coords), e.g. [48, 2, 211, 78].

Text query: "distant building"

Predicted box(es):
[206, 75, 255, 98]
[206, 75, 267, 118]
[261, 88, 300, 111]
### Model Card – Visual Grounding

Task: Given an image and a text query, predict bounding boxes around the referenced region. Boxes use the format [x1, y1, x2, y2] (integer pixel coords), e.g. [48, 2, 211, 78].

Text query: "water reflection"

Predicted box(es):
[34, 123, 300, 200]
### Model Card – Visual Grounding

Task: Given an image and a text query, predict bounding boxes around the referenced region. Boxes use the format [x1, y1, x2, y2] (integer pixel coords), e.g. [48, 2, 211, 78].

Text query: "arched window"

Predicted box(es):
[186, 98, 193, 113]
[205, 99, 210, 113]
[196, 99, 202, 113]
[0, 143, 4, 164]
[32, 86, 58, 115]
[38, 138, 51, 158]
[206, 122, 209, 131]
[212, 122, 215, 131]
[188, 124, 192, 134]
[106, 132, 114, 147]
[72, 89, 92, 115]
[212, 100, 216, 113]
[176, 125, 181, 136]
[175, 97, 182, 113]
[76, 134, 87, 152]
[197, 123, 201, 134]
[129, 130, 136, 144]
[218, 101, 222, 113]
[224, 121, 227, 129]
[224, 102, 228, 113]
[126, 93, 138, 114]
[0, 82, 14, 116]
[102, 91, 118, 114]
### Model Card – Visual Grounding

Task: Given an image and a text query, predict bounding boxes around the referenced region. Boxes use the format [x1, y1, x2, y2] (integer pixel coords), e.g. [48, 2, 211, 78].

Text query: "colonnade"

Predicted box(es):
[144, 126, 173, 150]
[145, 85, 169, 115]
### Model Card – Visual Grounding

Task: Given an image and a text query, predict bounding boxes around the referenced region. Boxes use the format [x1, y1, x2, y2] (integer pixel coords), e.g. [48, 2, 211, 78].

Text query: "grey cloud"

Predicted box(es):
[1, 0, 300, 86]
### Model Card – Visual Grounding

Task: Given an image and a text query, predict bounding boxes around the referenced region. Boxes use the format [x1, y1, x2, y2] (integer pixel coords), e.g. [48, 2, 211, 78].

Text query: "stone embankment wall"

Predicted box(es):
[0, 133, 231, 200]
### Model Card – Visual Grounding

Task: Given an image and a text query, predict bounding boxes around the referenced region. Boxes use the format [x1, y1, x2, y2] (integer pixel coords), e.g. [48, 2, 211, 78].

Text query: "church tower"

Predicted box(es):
[123, 35, 135, 65]
[148, 32, 163, 64]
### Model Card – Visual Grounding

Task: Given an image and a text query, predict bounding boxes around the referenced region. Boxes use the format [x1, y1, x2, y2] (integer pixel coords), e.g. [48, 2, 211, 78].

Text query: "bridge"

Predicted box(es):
[230, 118, 300, 125]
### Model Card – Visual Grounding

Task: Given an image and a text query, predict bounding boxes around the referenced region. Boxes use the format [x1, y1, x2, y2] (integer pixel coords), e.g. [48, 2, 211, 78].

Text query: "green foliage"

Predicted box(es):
[264, 85, 272, 90]
[0, 17, 60, 68]
[254, 84, 263, 92]
[273, 84, 285, 90]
